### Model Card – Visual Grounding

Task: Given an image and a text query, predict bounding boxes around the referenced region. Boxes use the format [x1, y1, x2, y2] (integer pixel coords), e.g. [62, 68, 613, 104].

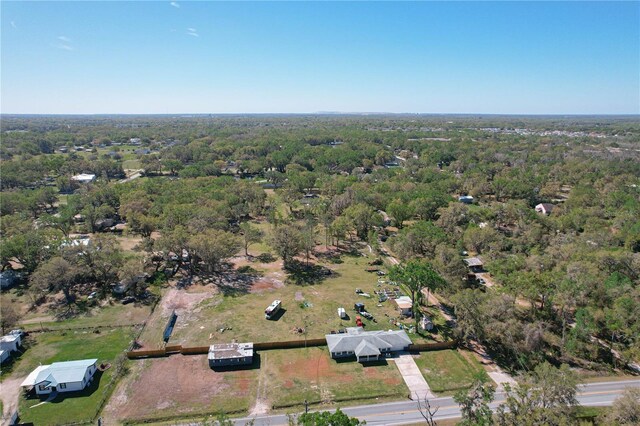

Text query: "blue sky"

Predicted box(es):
[1, 1, 638, 114]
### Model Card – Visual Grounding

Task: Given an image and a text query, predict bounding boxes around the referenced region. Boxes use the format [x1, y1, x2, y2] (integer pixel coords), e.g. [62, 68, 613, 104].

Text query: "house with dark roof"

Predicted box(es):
[325, 327, 411, 363]
[21, 359, 98, 395]
[463, 257, 484, 273]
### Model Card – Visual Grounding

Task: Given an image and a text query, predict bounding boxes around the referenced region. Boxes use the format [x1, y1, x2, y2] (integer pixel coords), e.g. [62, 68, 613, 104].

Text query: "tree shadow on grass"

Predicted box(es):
[284, 260, 337, 286]
[198, 264, 264, 297]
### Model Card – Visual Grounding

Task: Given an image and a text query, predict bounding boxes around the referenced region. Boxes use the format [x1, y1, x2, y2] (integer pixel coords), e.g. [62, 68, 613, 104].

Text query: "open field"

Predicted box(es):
[165, 246, 441, 348]
[6, 327, 134, 425]
[105, 347, 407, 424]
[103, 354, 258, 423]
[413, 349, 491, 394]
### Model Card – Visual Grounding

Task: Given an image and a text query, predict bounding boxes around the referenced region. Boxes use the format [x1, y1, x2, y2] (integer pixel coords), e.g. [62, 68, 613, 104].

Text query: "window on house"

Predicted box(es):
[38, 385, 47, 391]
[59, 383, 67, 389]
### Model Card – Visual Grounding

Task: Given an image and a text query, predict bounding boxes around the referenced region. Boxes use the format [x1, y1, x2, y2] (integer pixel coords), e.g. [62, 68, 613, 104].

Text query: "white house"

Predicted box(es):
[71, 173, 96, 184]
[325, 327, 412, 363]
[0, 350, 9, 364]
[21, 359, 98, 395]
[208, 343, 253, 368]
[535, 203, 555, 215]
[0, 331, 22, 353]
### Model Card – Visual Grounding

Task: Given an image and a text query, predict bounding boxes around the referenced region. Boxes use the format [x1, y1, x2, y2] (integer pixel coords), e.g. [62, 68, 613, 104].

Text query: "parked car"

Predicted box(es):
[122, 296, 135, 305]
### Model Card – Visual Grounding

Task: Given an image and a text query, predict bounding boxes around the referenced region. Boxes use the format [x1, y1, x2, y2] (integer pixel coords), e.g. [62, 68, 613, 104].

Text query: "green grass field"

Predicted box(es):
[15, 328, 135, 426]
[414, 349, 491, 394]
[168, 248, 439, 346]
[261, 347, 408, 408]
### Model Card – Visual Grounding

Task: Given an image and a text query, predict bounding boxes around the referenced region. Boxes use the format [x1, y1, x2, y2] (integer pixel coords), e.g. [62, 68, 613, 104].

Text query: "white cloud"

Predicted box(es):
[53, 43, 74, 51]
[58, 35, 71, 42]
[187, 27, 199, 37]
[170, 1, 180, 8]
[10, 21, 17, 29]
[187, 27, 197, 32]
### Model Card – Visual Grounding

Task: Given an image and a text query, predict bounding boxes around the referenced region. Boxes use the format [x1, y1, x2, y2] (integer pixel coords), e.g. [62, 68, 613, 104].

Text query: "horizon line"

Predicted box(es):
[2, 112, 639, 117]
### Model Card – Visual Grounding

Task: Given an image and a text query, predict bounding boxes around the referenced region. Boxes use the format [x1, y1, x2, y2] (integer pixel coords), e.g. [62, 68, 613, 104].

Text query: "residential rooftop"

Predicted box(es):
[208, 343, 253, 360]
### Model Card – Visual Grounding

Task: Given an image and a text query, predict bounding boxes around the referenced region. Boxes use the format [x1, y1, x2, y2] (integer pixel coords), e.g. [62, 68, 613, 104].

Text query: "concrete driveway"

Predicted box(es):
[392, 353, 435, 400]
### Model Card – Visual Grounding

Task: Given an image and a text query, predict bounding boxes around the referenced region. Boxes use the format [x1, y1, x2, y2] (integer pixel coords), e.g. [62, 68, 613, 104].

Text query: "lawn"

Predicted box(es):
[414, 349, 491, 394]
[262, 347, 408, 408]
[167, 247, 440, 347]
[14, 327, 135, 426]
[18, 303, 152, 333]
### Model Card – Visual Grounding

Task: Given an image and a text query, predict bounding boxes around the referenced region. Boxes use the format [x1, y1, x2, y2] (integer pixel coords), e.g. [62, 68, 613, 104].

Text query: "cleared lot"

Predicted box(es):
[103, 354, 258, 423]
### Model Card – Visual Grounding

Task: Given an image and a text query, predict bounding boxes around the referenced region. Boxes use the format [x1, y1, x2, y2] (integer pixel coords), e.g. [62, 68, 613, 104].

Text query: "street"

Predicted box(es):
[232, 379, 640, 426]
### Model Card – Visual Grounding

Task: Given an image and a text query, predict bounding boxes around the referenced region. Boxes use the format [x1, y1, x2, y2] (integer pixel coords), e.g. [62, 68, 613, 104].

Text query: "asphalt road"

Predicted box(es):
[232, 379, 640, 426]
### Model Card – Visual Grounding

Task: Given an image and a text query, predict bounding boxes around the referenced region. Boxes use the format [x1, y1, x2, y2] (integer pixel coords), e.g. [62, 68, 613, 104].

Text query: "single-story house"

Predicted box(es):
[71, 173, 96, 184]
[535, 203, 555, 215]
[21, 359, 98, 395]
[394, 296, 413, 317]
[458, 195, 474, 204]
[208, 343, 253, 368]
[325, 327, 412, 363]
[0, 350, 9, 364]
[464, 257, 484, 273]
[0, 330, 22, 353]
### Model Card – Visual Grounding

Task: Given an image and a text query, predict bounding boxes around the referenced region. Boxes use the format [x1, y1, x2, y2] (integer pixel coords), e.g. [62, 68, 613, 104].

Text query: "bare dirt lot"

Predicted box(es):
[103, 354, 257, 423]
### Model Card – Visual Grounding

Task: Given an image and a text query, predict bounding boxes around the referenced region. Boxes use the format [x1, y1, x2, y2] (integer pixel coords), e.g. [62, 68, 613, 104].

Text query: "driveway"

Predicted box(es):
[392, 353, 434, 400]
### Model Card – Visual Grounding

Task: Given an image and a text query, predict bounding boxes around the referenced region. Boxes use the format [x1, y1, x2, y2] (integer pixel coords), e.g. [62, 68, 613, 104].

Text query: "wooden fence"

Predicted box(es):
[127, 338, 456, 359]
[408, 340, 457, 351]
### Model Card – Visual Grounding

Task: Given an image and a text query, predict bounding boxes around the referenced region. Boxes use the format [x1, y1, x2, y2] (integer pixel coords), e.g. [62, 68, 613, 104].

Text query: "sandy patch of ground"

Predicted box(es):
[104, 355, 254, 422]
[0, 376, 25, 425]
[250, 278, 285, 294]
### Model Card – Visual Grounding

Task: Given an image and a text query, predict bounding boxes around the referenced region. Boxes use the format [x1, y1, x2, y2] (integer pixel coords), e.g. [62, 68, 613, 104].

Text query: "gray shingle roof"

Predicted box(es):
[325, 329, 411, 354]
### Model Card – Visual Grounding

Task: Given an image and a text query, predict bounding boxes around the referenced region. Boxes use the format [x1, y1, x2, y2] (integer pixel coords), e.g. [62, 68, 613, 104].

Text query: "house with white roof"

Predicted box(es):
[394, 296, 413, 317]
[208, 343, 253, 368]
[0, 330, 22, 353]
[325, 327, 412, 363]
[71, 173, 96, 184]
[21, 359, 98, 395]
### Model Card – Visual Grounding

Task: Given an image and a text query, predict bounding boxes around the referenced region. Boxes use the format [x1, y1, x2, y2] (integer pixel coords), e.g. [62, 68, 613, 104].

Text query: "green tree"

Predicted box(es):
[240, 223, 264, 257]
[271, 224, 304, 268]
[387, 199, 414, 229]
[297, 408, 365, 426]
[390, 259, 446, 328]
[497, 363, 578, 426]
[454, 374, 495, 426]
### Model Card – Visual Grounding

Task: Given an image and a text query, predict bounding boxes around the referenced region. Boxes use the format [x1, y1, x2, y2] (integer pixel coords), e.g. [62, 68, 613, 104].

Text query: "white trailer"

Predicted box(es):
[265, 300, 282, 320]
[337, 307, 347, 319]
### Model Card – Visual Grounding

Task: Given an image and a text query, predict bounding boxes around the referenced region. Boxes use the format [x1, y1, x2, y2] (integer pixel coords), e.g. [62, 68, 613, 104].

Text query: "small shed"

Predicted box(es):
[0, 331, 22, 353]
[394, 296, 413, 317]
[208, 343, 253, 368]
[535, 203, 555, 215]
